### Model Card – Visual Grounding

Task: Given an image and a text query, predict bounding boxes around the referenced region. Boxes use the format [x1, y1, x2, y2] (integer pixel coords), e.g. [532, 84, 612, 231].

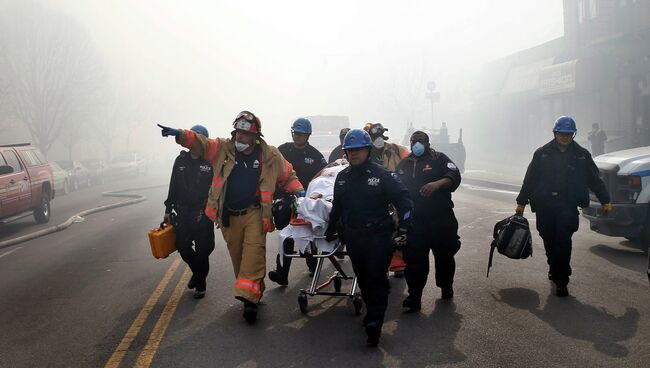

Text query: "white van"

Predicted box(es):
[582, 146, 650, 245]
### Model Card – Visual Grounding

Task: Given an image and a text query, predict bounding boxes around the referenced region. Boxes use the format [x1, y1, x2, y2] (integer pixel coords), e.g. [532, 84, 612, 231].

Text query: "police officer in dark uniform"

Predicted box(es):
[516, 116, 612, 297]
[324, 129, 413, 347]
[164, 124, 215, 299]
[396, 131, 461, 311]
[268, 118, 327, 285]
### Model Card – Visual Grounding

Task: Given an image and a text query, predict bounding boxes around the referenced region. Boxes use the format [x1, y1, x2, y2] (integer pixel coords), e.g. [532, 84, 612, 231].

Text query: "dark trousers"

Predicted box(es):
[272, 238, 318, 276]
[344, 228, 394, 328]
[175, 211, 215, 290]
[404, 213, 461, 299]
[535, 206, 579, 286]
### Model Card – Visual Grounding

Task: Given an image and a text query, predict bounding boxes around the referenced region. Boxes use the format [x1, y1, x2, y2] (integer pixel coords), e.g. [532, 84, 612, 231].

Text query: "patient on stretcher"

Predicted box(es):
[278, 159, 348, 259]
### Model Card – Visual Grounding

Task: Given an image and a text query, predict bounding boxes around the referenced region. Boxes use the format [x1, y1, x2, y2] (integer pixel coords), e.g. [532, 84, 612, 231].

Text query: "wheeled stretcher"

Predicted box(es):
[275, 160, 363, 314]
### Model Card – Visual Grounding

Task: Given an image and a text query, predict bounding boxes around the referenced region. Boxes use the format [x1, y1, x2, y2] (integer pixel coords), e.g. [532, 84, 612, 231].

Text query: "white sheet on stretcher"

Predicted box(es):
[278, 160, 348, 264]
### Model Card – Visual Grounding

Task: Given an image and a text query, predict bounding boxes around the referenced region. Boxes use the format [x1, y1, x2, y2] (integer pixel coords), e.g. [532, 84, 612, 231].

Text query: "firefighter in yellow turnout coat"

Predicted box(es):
[158, 111, 304, 324]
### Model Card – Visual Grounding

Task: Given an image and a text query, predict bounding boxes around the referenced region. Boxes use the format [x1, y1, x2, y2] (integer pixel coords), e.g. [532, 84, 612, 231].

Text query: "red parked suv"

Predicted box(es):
[0, 144, 55, 224]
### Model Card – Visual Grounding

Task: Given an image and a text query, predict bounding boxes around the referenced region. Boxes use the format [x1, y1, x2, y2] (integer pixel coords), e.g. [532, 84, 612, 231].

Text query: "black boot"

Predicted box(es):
[306, 256, 317, 276]
[555, 284, 569, 297]
[187, 275, 197, 290]
[237, 297, 258, 324]
[268, 254, 291, 286]
[402, 295, 422, 312]
[441, 286, 454, 299]
[365, 322, 381, 347]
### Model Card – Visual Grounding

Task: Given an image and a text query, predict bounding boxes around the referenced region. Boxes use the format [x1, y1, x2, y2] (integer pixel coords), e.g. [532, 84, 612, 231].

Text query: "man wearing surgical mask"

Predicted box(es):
[363, 123, 411, 277]
[157, 111, 304, 324]
[395, 131, 461, 311]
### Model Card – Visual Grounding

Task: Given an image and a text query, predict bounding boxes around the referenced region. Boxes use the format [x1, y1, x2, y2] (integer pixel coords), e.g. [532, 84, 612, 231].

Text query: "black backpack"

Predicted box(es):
[486, 214, 533, 277]
[272, 195, 295, 231]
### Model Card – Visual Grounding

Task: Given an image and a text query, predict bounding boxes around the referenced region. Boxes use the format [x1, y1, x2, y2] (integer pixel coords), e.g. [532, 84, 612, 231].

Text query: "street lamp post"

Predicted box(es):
[425, 81, 441, 131]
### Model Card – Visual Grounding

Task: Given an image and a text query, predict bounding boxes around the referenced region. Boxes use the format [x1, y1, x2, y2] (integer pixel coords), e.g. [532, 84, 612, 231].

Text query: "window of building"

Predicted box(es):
[1, 150, 23, 173]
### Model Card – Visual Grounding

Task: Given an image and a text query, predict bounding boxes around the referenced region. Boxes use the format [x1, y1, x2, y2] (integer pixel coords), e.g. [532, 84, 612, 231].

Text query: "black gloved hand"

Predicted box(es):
[393, 228, 408, 250]
[324, 226, 338, 242]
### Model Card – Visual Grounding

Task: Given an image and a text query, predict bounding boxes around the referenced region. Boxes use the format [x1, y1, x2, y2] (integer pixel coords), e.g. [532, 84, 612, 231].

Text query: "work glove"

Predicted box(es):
[157, 123, 180, 137]
[393, 228, 408, 250]
[515, 204, 525, 215]
[324, 225, 338, 243]
[601, 203, 613, 215]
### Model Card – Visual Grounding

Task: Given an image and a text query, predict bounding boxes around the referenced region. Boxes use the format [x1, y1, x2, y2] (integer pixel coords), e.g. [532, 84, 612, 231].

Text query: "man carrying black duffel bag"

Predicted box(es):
[516, 116, 611, 297]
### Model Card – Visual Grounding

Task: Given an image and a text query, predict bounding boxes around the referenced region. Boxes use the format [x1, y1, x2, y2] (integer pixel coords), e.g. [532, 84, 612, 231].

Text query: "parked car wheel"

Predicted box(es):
[33, 189, 51, 224]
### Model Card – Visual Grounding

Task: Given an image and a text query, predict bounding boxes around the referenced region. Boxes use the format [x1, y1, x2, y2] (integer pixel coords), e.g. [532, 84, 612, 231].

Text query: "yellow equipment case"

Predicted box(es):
[148, 222, 177, 259]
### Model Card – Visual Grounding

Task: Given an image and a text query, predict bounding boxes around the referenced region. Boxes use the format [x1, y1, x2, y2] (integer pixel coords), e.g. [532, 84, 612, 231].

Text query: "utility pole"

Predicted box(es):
[425, 80, 440, 131]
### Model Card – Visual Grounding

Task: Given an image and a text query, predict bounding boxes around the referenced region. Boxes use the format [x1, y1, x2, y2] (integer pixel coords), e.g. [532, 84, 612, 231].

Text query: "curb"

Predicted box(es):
[462, 177, 521, 193]
[0, 184, 166, 250]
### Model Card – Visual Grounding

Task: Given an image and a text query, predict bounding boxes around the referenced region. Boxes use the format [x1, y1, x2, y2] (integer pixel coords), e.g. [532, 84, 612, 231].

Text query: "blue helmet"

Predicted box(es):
[190, 124, 209, 138]
[552, 116, 577, 133]
[343, 129, 372, 150]
[291, 118, 312, 134]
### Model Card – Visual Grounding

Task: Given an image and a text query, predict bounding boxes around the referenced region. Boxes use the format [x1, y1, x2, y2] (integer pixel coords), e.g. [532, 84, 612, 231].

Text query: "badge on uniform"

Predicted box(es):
[447, 162, 457, 170]
[368, 177, 380, 186]
[423, 164, 432, 171]
[304, 157, 314, 165]
[200, 164, 211, 172]
[253, 159, 260, 169]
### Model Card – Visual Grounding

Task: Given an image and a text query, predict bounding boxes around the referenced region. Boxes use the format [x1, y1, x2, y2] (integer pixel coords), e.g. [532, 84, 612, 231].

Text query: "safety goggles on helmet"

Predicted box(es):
[369, 124, 387, 135]
[233, 111, 262, 136]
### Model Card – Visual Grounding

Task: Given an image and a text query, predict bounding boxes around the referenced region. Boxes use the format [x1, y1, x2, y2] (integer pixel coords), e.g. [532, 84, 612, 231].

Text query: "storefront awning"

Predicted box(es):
[500, 58, 555, 95]
[539, 59, 578, 95]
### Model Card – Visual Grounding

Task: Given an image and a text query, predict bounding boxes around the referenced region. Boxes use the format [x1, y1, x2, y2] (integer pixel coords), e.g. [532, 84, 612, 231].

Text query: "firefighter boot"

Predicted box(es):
[238, 297, 258, 324]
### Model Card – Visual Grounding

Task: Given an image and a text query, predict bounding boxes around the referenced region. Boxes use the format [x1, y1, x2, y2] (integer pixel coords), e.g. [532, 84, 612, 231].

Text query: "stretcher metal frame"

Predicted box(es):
[284, 234, 363, 315]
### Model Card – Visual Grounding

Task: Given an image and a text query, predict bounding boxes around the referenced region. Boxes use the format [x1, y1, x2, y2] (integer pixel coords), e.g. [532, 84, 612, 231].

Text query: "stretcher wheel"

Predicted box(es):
[333, 277, 342, 292]
[298, 294, 308, 314]
[393, 270, 405, 278]
[353, 295, 363, 315]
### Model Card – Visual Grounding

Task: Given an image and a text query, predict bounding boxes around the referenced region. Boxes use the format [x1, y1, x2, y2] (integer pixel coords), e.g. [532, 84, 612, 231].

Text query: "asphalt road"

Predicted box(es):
[0, 177, 648, 368]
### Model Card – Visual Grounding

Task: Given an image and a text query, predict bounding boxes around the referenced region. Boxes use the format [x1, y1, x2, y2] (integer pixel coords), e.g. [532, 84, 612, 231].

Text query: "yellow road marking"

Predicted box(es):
[104, 256, 182, 368]
[134, 267, 191, 368]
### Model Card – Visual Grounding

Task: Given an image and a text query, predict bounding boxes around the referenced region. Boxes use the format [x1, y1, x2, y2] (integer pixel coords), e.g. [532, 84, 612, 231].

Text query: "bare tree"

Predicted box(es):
[0, 2, 102, 155]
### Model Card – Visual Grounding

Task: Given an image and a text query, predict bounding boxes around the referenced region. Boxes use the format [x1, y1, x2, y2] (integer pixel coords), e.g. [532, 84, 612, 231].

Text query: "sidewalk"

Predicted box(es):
[462, 159, 527, 192]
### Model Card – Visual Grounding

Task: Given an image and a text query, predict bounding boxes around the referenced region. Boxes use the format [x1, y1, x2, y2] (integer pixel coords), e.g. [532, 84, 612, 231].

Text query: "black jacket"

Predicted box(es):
[328, 145, 343, 164]
[516, 140, 610, 211]
[278, 142, 327, 189]
[395, 149, 461, 219]
[164, 151, 213, 215]
[329, 161, 413, 231]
